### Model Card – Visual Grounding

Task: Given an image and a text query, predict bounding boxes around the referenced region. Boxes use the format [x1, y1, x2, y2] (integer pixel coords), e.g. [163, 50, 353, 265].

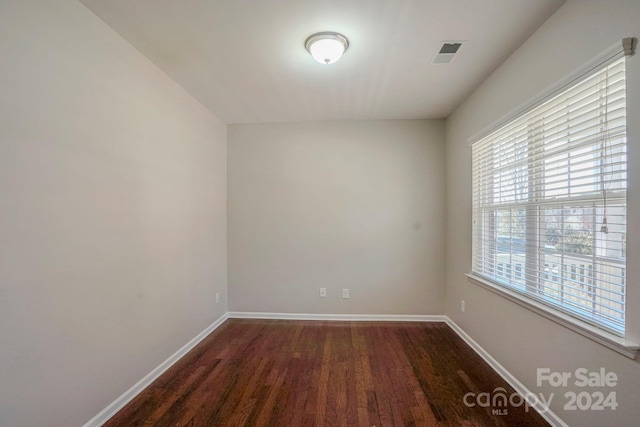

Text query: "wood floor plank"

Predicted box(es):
[105, 320, 550, 427]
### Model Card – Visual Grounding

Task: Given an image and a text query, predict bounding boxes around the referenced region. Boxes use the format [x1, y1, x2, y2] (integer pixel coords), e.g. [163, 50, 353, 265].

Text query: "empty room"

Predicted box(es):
[2, 1, 640, 426]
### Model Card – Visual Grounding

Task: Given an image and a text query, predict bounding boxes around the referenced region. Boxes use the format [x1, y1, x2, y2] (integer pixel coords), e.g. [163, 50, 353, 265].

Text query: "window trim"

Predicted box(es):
[466, 273, 639, 359]
[467, 39, 638, 358]
[468, 39, 635, 146]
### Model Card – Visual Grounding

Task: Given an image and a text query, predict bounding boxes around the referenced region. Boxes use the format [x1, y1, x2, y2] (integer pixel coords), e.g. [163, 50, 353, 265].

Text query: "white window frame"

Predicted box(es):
[467, 39, 639, 359]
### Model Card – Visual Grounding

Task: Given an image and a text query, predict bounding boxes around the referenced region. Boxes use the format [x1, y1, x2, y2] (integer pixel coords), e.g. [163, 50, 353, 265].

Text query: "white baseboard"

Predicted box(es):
[82, 312, 229, 427]
[444, 318, 567, 427]
[228, 311, 448, 322]
[83, 311, 565, 427]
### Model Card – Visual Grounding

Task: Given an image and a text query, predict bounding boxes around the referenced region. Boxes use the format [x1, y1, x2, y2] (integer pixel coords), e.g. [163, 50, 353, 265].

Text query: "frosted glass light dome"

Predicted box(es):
[305, 32, 349, 65]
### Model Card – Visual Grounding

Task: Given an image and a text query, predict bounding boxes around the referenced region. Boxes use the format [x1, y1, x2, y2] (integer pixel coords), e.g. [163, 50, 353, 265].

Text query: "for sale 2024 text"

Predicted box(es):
[537, 368, 618, 411]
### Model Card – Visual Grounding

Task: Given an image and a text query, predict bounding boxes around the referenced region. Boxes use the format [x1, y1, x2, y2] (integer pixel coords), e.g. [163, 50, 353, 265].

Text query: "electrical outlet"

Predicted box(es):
[461, 300, 466, 312]
[342, 289, 349, 299]
[319, 287, 327, 298]
[215, 292, 220, 304]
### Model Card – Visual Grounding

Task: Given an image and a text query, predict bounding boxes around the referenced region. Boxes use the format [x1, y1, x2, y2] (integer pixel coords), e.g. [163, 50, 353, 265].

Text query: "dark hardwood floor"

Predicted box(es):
[105, 319, 549, 426]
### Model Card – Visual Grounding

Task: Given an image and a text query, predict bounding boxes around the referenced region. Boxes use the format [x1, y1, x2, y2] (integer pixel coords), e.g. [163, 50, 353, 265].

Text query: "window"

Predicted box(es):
[471, 57, 627, 336]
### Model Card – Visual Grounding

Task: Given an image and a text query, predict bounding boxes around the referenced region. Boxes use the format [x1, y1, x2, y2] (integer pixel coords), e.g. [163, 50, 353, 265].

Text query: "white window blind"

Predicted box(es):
[471, 57, 627, 335]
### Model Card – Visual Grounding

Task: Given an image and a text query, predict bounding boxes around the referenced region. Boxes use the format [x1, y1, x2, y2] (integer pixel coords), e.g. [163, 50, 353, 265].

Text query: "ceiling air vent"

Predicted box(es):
[431, 41, 464, 64]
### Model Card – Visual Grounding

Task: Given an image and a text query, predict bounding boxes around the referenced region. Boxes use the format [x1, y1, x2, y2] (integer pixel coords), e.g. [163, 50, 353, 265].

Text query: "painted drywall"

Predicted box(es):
[228, 120, 445, 315]
[0, 1, 227, 426]
[445, 1, 640, 425]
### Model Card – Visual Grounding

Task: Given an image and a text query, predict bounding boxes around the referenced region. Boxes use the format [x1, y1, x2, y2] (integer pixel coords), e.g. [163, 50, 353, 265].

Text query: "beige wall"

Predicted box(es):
[228, 120, 445, 315]
[0, 1, 227, 426]
[4, 0, 639, 426]
[445, 1, 640, 425]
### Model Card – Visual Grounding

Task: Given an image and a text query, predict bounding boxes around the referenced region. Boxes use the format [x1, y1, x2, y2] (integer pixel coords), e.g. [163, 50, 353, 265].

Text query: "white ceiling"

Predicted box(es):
[79, 0, 565, 124]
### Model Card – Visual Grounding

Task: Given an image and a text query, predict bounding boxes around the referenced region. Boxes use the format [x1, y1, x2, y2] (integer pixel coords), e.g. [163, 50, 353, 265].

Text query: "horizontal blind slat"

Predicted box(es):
[471, 57, 627, 336]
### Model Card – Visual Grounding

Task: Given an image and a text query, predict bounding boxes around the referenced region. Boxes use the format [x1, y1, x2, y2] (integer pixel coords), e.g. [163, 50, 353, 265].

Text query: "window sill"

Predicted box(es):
[466, 273, 639, 359]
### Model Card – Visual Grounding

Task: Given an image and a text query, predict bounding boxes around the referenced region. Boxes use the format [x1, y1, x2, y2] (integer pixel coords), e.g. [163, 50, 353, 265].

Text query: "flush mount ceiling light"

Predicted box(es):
[305, 32, 349, 64]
